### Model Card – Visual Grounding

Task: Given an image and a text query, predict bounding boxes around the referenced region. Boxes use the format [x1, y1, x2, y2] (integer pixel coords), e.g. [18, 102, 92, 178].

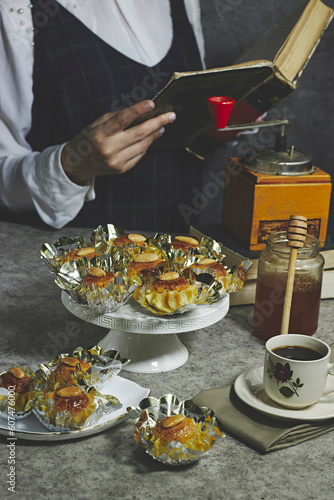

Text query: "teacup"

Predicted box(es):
[263, 334, 334, 409]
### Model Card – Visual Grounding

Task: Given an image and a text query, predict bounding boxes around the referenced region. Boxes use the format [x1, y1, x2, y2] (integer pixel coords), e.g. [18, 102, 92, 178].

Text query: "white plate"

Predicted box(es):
[234, 366, 334, 421]
[0, 376, 149, 441]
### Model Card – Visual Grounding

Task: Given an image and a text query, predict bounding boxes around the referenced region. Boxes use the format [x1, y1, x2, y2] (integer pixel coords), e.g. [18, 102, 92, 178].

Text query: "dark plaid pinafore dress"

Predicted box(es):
[27, 0, 204, 232]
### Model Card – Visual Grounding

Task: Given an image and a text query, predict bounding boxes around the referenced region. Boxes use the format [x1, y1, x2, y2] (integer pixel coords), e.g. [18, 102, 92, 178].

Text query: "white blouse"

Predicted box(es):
[0, 0, 204, 228]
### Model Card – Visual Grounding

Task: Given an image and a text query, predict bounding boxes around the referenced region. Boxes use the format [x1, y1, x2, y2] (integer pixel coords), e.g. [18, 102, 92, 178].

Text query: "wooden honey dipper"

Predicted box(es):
[280, 215, 308, 335]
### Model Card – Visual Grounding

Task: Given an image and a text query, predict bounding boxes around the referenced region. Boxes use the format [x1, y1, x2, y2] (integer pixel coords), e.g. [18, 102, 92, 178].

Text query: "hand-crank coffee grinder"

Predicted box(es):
[207, 97, 332, 251]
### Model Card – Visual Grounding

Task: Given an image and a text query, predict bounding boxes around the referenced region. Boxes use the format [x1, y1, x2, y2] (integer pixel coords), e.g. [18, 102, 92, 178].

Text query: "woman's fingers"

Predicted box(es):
[103, 125, 168, 174]
[102, 110, 176, 159]
[61, 100, 176, 184]
[95, 100, 155, 136]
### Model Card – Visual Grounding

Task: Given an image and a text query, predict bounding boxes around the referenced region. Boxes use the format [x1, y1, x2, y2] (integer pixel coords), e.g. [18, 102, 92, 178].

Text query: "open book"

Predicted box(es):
[141, 0, 334, 158]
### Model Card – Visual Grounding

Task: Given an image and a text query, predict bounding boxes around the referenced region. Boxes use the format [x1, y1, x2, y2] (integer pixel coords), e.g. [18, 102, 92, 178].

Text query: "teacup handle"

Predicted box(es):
[322, 363, 334, 397]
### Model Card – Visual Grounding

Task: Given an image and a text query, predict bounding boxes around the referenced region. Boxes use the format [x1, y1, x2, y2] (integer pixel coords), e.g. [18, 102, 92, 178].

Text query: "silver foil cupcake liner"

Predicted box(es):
[128, 393, 224, 466]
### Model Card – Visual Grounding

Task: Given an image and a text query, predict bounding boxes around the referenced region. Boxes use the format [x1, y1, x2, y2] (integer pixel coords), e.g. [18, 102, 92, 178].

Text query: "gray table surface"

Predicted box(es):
[1, 221, 333, 500]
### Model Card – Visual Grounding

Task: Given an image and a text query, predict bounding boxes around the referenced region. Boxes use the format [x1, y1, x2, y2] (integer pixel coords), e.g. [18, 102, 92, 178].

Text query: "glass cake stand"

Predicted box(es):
[61, 291, 229, 373]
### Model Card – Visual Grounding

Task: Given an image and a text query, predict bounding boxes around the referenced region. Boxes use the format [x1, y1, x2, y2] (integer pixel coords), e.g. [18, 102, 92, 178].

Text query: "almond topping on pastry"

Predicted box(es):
[57, 386, 82, 398]
[128, 234, 147, 243]
[159, 271, 180, 281]
[60, 357, 90, 372]
[197, 258, 216, 266]
[175, 236, 199, 246]
[61, 357, 81, 367]
[76, 247, 96, 256]
[8, 367, 25, 379]
[134, 253, 159, 263]
[87, 267, 106, 278]
[162, 414, 186, 428]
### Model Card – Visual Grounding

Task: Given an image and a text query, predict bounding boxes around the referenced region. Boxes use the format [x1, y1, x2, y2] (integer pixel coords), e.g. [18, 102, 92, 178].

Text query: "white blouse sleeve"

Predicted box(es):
[0, 1, 95, 229]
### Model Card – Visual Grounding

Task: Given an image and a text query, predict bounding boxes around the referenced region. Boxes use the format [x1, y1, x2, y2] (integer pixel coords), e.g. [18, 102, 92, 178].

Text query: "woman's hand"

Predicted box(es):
[61, 100, 176, 185]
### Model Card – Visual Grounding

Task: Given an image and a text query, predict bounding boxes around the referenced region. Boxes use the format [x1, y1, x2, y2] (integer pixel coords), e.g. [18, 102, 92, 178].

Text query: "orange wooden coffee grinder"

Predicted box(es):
[207, 97, 332, 251]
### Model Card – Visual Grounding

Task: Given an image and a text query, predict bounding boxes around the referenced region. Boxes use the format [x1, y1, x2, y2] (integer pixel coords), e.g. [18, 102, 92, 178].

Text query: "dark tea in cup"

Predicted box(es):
[272, 345, 324, 361]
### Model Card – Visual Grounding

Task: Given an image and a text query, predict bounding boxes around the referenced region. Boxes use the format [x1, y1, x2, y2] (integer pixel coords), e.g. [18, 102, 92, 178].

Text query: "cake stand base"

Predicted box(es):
[98, 329, 188, 373]
[61, 291, 229, 374]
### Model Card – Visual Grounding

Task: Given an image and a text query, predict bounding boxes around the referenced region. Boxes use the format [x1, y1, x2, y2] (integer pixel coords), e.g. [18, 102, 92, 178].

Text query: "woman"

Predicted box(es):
[0, 0, 206, 232]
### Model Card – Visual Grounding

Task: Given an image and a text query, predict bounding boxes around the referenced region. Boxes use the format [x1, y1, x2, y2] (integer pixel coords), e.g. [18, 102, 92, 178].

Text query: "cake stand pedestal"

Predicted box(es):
[61, 292, 229, 373]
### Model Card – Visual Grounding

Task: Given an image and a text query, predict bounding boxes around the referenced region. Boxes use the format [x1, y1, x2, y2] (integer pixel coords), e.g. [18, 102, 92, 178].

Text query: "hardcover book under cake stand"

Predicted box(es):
[61, 291, 229, 374]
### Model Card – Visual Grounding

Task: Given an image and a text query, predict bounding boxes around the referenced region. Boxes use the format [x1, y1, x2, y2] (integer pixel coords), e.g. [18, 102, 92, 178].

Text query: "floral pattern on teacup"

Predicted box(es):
[267, 358, 304, 398]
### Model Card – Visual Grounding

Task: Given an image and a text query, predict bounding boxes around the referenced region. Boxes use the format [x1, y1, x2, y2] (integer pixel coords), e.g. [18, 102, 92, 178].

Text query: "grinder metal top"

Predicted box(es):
[243, 125, 315, 176]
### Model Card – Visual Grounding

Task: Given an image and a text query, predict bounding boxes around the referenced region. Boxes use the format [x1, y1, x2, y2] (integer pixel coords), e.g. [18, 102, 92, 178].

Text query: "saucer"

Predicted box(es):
[234, 366, 334, 421]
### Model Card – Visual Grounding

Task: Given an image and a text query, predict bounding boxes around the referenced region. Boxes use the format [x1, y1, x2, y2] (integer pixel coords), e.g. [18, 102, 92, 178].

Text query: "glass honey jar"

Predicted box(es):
[253, 231, 324, 339]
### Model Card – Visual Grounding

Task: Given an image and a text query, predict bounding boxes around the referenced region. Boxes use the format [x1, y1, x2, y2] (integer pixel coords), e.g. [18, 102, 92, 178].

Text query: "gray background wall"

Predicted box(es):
[198, 0, 334, 239]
